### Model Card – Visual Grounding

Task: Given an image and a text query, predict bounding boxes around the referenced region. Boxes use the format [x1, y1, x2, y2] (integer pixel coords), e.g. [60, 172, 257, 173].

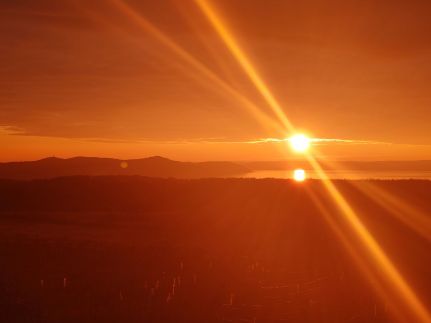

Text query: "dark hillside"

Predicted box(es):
[0, 177, 430, 322]
[0, 156, 249, 180]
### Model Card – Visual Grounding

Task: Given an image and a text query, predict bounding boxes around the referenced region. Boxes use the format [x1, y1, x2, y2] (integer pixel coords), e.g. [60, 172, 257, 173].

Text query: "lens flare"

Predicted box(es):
[194, 1, 431, 321]
[289, 134, 310, 153]
[107, 0, 285, 136]
[293, 169, 306, 182]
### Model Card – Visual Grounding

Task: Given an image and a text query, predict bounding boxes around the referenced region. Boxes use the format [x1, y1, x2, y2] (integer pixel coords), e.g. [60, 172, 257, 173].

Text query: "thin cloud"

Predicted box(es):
[132, 137, 392, 145]
[241, 138, 390, 145]
[0, 126, 26, 135]
[0, 129, 392, 147]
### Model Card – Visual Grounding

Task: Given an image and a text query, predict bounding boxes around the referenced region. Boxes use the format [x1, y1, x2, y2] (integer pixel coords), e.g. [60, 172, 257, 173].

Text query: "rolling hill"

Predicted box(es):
[0, 156, 249, 180]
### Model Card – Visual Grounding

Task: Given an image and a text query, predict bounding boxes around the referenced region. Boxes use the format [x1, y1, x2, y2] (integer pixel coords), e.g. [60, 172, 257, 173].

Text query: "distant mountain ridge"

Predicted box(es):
[2, 156, 431, 180]
[0, 156, 250, 180]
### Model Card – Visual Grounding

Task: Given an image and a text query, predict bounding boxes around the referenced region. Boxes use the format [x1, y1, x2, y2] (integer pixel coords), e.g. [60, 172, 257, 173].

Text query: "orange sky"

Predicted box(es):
[1, 0, 431, 161]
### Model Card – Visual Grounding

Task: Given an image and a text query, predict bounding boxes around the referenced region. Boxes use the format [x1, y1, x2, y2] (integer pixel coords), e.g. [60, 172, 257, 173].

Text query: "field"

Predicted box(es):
[0, 177, 430, 322]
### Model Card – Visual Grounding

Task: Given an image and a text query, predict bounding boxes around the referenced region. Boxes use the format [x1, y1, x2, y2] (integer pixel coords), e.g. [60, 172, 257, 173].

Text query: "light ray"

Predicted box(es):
[193, 0, 295, 132]
[306, 155, 431, 322]
[306, 187, 411, 322]
[311, 157, 431, 242]
[106, 0, 285, 136]
[352, 181, 431, 242]
[194, 0, 431, 321]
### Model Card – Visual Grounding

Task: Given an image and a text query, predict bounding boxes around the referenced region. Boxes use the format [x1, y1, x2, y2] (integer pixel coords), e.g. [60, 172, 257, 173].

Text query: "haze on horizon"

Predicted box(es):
[2, 0, 431, 161]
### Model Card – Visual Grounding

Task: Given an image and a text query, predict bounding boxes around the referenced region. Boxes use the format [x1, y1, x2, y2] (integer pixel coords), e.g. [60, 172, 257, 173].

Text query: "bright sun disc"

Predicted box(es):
[293, 169, 306, 182]
[289, 134, 310, 153]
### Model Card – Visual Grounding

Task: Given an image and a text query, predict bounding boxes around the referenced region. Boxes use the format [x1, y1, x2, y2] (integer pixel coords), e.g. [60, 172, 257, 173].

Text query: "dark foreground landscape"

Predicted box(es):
[0, 177, 430, 323]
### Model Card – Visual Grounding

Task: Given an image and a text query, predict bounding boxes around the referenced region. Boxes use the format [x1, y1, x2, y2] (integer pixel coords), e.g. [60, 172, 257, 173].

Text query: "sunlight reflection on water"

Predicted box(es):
[241, 170, 431, 180]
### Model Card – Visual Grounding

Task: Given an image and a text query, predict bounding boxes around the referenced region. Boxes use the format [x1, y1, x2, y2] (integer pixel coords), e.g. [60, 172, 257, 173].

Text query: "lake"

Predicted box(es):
[241, 170, 431, 180]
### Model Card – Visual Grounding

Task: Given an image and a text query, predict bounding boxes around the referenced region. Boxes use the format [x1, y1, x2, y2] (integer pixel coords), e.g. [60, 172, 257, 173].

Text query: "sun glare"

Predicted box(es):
[289, 134, 310, 153]
[293, 169, 306, 182]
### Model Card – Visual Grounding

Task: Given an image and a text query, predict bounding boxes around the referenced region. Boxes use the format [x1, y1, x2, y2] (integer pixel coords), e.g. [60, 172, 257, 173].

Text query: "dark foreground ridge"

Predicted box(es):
[0, 177, 430, 322]
[0, 156, 250, 180]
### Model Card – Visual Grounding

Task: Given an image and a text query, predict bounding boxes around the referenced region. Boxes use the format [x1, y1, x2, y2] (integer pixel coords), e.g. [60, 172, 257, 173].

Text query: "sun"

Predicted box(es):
[293, 169, 306, 182]
[289, 134, 310, 153]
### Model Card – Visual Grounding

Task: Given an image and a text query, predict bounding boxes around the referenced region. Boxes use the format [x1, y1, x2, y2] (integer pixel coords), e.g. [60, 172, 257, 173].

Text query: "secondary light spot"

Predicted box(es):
[293, 169, 306, 182]
[120, 161, 128, 169]
[289, 134, 310, 153]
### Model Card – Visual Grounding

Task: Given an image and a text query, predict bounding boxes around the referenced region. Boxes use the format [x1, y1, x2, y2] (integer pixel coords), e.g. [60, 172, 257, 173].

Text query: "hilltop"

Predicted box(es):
[0, 156, 249, 180]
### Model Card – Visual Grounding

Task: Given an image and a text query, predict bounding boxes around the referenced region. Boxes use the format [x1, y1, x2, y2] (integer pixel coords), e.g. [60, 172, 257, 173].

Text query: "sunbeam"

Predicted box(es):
[193, 0, 295, 133]
[193, 0, 431, 321]
[352, 181, 431, 242]
[105, 0, 285, 136]
[307, 156, 431, 322]
[3, 1, 431, 322]
[306, 187, 414, 322]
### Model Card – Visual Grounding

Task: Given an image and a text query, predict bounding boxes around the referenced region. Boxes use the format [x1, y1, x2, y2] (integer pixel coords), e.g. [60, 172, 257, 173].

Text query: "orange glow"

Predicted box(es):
[3, 1, 431, 321]
[193, 0, 295, 133]
[194, 1, 431, 320]
[352, 181, 431, 242]
[305, 188, 413, 321]
[306, 155, 431, 323]
[108, 0, 285, 137]
[3, 2, 431, 161]
[293, 168, 306, 182]
[289, 134, 311, 153]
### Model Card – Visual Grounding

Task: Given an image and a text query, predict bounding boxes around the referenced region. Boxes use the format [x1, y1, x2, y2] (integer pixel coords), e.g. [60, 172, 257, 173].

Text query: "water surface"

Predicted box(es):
[242, 170, 431, 180]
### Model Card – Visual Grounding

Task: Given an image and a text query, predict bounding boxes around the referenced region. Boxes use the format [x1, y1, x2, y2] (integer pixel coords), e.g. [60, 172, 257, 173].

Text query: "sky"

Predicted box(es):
[1, 0, 431, 161]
